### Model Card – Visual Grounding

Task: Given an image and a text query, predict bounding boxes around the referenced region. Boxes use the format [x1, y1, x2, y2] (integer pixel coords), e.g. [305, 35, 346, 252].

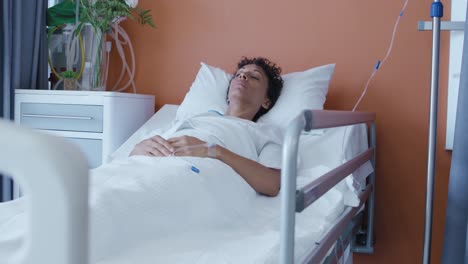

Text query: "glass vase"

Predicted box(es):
[80, 24, 108, 91]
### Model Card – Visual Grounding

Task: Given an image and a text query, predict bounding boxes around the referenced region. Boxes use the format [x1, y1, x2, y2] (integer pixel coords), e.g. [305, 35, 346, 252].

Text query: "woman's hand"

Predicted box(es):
[168, 136, 213, 158]
[129, 135, 174, 157]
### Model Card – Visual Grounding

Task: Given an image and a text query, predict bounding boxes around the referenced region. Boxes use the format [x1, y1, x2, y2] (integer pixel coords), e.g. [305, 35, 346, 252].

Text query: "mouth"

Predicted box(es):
[232, 80, 247, 90]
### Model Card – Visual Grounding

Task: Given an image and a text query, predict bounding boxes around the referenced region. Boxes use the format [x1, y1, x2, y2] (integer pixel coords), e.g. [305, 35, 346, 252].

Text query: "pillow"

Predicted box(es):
[176, 63, 231, 121]
[176, 62, 336, 129]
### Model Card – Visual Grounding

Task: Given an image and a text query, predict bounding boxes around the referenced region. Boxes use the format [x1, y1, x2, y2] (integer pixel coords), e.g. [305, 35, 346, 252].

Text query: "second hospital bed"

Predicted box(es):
[0, 104, 376, 264]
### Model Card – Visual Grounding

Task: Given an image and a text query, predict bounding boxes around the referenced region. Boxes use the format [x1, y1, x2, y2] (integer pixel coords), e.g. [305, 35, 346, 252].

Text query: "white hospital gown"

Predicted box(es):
[151, 111, 283, 169]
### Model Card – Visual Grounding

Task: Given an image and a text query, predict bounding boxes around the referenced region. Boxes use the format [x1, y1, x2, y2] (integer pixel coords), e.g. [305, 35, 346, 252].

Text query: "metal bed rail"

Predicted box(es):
[280, 110, 376, 264]
[301, 186, 371, 263]
[322, 211, 365, 264]
[0, 120, 89, 264]
[296, 148, 374, 212]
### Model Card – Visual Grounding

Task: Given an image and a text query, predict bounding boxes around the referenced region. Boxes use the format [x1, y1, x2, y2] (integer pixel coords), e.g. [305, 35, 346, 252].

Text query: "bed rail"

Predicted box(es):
[0, 120, 89, 264]
[301, 185, 371, 263]
[296, 148, 374, 212]
[322, 211, 364, 264]
[280, 110, 376, 264]
[302, 110, 376, 129]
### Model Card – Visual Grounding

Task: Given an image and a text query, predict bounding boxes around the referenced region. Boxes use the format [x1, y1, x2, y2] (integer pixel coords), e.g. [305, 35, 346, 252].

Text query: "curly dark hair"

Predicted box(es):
[227, 57, 283, 122]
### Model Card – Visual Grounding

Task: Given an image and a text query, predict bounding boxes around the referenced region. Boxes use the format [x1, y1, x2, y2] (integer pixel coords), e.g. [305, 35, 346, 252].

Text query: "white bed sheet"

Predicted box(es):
[94, 165, 346, 264]
[0, 105, 370, 264]
[0, 163, 346, 264]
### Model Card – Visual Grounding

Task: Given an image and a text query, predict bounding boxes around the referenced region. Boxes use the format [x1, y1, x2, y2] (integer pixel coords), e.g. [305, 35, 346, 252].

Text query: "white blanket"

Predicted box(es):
[0, 112, 351, 263]
[89, 156, 259, 261]
[0, 160, 344, 264]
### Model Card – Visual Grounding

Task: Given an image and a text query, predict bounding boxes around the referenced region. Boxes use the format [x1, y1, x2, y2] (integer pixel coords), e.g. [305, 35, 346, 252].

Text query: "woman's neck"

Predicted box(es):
[225, 102, 257, 121]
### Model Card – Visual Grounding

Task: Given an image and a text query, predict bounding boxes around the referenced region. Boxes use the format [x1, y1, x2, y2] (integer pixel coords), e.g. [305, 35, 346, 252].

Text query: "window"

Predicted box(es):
[446, 0, 467, 149]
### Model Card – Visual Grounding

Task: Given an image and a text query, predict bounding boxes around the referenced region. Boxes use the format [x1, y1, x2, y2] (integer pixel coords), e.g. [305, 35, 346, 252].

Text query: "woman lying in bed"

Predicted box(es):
[0, 57, 286, 263]
[130, 57, 284, 197]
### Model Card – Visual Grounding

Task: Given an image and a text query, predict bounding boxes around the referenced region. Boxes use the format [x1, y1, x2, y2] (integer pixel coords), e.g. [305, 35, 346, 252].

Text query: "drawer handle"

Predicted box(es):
[22, 114, 93, 120]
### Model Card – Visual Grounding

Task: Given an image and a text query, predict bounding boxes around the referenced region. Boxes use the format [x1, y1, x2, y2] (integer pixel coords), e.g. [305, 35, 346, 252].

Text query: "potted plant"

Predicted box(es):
[62, 70, 78, 90]
[47, 0, 155, 91]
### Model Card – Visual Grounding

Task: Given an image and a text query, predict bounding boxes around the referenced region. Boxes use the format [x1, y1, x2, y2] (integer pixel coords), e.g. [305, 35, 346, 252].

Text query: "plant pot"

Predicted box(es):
[63, 78, 77, 90]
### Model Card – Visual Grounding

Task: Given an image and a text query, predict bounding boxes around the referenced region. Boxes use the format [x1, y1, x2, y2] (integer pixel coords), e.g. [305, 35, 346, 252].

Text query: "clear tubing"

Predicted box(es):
[352, 0, 409, 112]
[103, 42, 112, 89]
[341, 0, 410, 187]
[338, 2, 410, 249]
[113, 27, 135, 92]
[108, 21, 137, 93]
[115, 24, 136, 93]
[110, 24, 126, 90]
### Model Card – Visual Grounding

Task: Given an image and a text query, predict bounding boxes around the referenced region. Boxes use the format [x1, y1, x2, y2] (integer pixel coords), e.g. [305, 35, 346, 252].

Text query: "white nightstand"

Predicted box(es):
[15, 89, 155, 169]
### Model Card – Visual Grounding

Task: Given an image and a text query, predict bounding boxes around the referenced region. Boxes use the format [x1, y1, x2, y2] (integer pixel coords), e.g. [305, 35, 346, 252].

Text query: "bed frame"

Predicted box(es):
[0, 109, 375, 264]
[0, 120, 89, 264]
[280, 110, 376, 263]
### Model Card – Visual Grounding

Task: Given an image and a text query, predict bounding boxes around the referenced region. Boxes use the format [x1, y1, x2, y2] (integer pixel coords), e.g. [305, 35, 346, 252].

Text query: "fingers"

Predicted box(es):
[167, 136, 185, 148]
[147, 141, 172, 156]
[172, 145, 197, 156]
[168, 136, 205, 148]
[172, 145, 207, 158]
[131, 135, 208, 158]
[129, 145, 154, 157]
[172, 147, 198, 157]
[168, 136, 209, 157]
[130, 136, 174, 157]
[151, 136, 174, 153]
[146, 144, 170, 157]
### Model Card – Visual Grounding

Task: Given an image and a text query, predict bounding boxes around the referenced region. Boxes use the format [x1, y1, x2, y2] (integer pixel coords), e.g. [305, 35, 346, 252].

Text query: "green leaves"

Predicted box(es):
[134, 7, 156, 28]
[76, 0, 156, 34]
[62, 70, 78, 79]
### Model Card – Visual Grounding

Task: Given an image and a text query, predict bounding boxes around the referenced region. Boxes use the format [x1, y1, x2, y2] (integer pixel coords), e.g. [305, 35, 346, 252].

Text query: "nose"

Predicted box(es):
[238, 72, 247, 80]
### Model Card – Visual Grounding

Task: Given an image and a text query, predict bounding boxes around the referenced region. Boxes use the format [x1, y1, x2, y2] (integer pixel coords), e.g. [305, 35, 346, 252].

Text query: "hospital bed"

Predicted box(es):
[0, 104, 376, 264]
[279, 109, 376, 264]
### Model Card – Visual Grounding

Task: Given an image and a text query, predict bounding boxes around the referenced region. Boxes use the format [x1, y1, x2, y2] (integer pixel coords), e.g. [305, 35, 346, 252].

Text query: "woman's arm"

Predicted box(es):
[169, 136, 280, 197]
[215, 145, 280, 197]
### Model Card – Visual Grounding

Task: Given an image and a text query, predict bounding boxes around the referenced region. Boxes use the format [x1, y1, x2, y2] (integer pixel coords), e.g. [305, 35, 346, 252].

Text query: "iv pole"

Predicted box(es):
[423, 1, 443, 263]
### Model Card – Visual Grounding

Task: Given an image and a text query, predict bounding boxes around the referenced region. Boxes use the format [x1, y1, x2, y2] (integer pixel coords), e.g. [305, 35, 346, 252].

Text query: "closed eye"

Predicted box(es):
[235, 71, 261, 80]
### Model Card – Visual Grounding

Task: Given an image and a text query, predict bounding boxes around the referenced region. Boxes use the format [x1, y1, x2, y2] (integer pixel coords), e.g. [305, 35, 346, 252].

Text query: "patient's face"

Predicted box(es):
[228, 64, 270, 109]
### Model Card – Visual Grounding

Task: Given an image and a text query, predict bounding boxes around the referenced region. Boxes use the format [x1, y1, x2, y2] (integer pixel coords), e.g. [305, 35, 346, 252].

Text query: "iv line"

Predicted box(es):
[341, 0, 410, 191]
[352, 0, 410, 112]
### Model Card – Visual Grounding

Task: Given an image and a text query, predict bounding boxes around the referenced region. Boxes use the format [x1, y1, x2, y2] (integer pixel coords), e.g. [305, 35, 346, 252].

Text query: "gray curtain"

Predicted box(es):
[1, 0, 48, 202]
[441, 3, 468, 263]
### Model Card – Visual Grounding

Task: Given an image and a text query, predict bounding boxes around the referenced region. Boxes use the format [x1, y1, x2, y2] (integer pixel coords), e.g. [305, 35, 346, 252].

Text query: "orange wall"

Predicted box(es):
[112, 0, 452, 262]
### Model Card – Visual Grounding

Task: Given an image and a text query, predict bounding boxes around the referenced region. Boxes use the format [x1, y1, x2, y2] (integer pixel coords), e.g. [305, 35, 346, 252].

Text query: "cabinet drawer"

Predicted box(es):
[66, 137, 102, 169]
[20, 103, 103, 132]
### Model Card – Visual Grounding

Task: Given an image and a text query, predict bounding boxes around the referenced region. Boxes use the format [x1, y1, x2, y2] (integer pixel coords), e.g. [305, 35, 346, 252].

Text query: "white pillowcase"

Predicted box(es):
[176, 62, 335, 130]
[176, 63, 231, 121]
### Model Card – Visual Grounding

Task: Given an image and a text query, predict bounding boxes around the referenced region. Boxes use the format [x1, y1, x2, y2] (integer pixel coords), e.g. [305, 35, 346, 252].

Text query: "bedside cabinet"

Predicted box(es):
[15, 89, 155, 169]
